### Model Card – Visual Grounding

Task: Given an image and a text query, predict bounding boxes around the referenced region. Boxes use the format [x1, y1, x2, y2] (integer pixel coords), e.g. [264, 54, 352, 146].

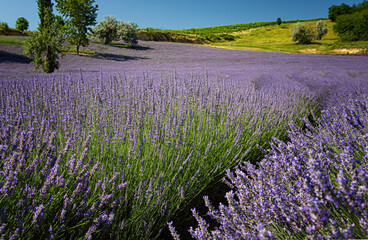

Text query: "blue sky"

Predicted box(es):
[0, 0, 364, 30]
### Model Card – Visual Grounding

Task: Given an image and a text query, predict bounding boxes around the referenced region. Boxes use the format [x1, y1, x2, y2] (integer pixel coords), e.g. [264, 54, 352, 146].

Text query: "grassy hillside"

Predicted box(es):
[207, 19, 368, 54]
[0, 27, 30, 36]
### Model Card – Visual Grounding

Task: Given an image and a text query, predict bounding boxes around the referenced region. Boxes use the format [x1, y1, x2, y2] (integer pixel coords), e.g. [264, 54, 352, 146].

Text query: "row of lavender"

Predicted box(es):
[0, 72, 312, 239]
[170, 94, 368, 239]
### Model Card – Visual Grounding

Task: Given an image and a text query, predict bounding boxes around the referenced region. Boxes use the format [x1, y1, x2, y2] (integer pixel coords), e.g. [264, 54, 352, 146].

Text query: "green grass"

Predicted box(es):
[0, 36, 25, 45]
[61, 45, 97, 55]
[107, 42, 131, 48]
[90, 41, 131, 48]
[208, 20, 368, 54]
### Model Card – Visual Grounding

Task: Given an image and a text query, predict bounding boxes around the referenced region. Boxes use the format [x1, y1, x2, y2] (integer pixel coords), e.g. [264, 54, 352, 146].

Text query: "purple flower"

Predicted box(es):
[32, 204, 44, 227]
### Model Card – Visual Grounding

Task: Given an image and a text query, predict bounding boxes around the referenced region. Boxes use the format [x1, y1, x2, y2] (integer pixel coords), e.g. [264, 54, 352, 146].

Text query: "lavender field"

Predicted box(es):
[0, 40, 368, 239]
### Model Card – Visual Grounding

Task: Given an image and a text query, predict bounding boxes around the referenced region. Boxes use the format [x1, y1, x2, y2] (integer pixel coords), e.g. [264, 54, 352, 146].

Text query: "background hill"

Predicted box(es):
[137, 18, 368, 55]
[1, 18, 368, 55]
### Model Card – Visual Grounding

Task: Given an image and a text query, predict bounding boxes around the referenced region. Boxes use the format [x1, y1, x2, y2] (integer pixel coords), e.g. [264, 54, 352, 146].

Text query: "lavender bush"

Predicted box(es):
[0, 71, 312, 239]
[1, 39, 368, 239]
[178, 94, 368, 239]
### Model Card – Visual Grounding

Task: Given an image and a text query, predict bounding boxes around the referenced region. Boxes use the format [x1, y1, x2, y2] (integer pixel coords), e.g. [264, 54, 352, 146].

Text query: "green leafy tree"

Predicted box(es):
[91, 16, 118, 44]
[91, 16, 138, 46]
[334, 9, 368, 41]
[315, 20, 328, 40]
[23, 24, 64, 73]
[38, 0, 54, 30]
[24, 0, 64, 73]
[15, 17, 29, 31]
[0, 22, 9, 31]
[56, 0, 98, 55]
[276, 17, 282, 26]
[117, 21, 138, 46]
[355, 9, 368, 40]
[328, 3, 352, 22]
[291, 22, 314, 44]
[130, 22, 139, 30]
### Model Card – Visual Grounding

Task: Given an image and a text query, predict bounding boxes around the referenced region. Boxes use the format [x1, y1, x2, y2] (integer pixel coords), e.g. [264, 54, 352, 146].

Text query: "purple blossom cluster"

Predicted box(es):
[178, 95, 368, 239]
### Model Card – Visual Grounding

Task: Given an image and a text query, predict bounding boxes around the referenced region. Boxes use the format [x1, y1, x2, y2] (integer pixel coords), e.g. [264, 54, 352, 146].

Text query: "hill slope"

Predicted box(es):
[206, 19, 368, 54]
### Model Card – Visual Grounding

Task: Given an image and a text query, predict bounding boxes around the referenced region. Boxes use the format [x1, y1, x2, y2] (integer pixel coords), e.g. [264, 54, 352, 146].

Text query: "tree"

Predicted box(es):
[15, 17, 29, 31]
[334, 9, 368, 41]
[315, 20, 328, 40]
[291, 22, 314, 44]
[56, 0, 98, 55]
[117, 21, 138, 46]
[328, 3, 352, 22]
[91, 16, 138, 46]
[276, 17, 282, 26]
[23, 0, 64, 73]
[91, 16, 118, 44]
[0, 22, 9, 31]
[23, 24, 64, 73]
[38, 0, 54, 31]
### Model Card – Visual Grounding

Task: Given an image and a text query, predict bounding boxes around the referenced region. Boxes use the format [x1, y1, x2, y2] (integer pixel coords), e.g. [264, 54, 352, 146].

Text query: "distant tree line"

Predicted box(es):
[329, 0, 368, 41]
[0, 18, 29, 33]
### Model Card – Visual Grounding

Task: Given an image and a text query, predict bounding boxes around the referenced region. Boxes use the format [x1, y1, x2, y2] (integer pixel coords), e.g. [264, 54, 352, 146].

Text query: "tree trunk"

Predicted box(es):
[77, 45, 80, 55]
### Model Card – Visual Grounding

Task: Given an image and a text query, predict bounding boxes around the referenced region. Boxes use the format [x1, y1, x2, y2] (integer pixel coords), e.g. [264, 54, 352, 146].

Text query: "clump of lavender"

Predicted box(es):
[179, 95, 368, 239]
[0, 72, 312, 239]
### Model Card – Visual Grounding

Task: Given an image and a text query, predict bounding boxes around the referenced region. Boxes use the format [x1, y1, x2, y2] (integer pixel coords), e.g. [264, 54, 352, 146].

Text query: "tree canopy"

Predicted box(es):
[15, 17, 29, 31]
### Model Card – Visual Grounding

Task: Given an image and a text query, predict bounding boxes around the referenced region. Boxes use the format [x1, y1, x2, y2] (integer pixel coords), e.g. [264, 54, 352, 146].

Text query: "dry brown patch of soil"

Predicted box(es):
[332, 48, 366, 54]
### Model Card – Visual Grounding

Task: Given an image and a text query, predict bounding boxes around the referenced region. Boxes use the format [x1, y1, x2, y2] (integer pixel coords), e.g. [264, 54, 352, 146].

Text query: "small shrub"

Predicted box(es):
[220, 33, 235, 41]
[291, 22, 314, 44]
[15, 17, 29, 31]
[315, 20, 328, 40]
